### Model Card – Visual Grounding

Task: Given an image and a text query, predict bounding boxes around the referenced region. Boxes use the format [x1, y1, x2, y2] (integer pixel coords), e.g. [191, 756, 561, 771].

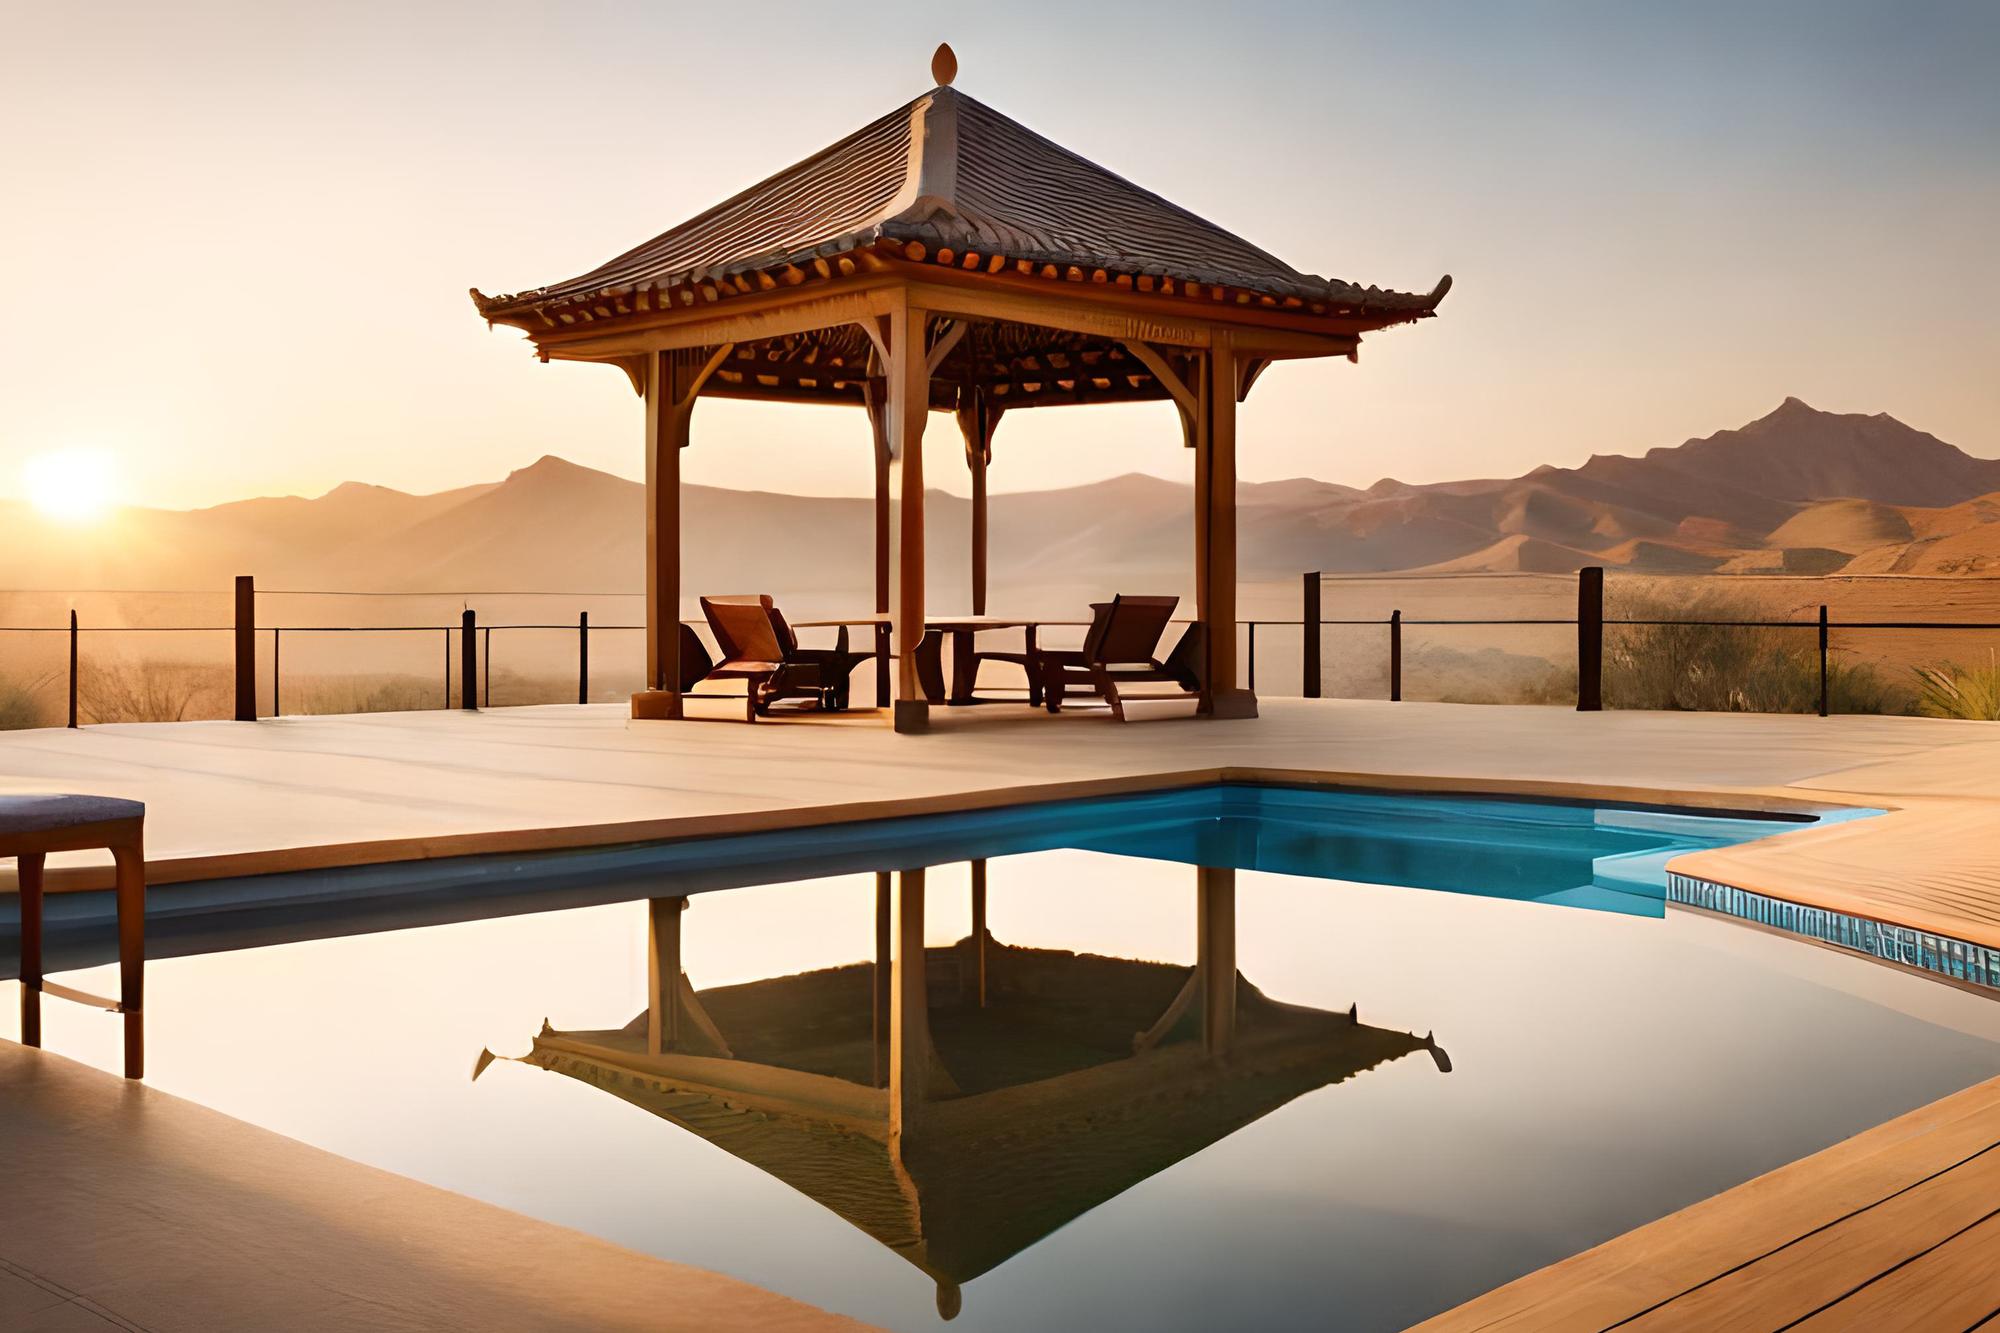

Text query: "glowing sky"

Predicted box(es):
[2, 1, 1995, 510]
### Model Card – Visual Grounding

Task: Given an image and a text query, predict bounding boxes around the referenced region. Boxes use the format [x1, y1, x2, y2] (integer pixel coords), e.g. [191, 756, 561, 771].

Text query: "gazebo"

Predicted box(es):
[473, 45, 1448, 732]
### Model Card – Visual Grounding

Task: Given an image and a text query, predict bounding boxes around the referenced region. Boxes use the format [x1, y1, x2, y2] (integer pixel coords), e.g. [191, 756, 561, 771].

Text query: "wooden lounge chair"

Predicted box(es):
[695, 596, 866, 720]
[1035, 595, 1204, 720]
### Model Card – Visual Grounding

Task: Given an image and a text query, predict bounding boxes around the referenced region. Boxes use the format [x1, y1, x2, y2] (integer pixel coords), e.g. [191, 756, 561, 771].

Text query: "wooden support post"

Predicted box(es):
[969, 858, 988, 1008]
[1302, 572, 1322, 698]
[461, 609, 477, 711]
[889, 867, 928, 1145]
[873, 870, 891, 1088]
[1198, 864, 1237, 1057]
[867, 381, 893, 709]
[1390, 609, 1403, 702]
[1577, 566, 1604, 712]
[233, 575, 256, 721]
[1818, 604, 1830, 717]
[646, 896, 686, 1056]
[1196, 337, 1255, 717]
[888, 300, 930, 734]
[114, 840, 144, 1079]
[66, 611, 78, 728]
[578, 611, 589, 705]
[17, 852, 43, 1049]
[957, 388, 995, 616]
[635, 345, 732, 720]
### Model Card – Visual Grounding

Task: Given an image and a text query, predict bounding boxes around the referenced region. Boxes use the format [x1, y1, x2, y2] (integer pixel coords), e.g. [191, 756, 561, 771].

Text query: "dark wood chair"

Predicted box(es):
[694, 596, 866, 720]
[969, 627, 1043, 706]
[767, 605, 869, 711]
[1036, 595, 1203, 720]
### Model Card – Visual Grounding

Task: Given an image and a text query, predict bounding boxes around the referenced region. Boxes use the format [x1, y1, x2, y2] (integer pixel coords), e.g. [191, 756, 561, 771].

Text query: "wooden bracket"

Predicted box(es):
[1236, 355, 1272, 403]
[1132, 968, 1201, 1053]
[1121, 339, 1199, 441]
[925, 317, 968, 376]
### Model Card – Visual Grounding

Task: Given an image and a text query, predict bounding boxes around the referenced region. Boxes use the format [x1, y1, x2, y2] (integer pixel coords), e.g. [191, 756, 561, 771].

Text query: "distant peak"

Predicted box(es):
[319, 480, 407, 501]
[507, 454, 593, 481]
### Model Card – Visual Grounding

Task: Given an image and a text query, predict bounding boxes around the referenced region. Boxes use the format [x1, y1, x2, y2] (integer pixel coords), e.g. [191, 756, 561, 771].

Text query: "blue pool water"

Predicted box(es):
[7, 785, 1991, 1333]
[8, 783, 1866, 968]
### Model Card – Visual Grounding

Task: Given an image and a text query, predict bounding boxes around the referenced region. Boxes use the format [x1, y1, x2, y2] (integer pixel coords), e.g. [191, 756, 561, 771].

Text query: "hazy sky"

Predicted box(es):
[3, 1, 1996, 510]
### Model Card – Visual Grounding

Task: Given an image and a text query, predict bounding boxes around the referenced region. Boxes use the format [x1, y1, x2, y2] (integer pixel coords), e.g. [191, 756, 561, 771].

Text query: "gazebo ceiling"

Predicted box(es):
[701, 318, 1196, 413]
[472, 54, 1449, 365]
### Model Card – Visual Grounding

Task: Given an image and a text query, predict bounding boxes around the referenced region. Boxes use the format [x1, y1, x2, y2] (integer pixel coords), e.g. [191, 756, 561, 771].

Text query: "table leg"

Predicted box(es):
[950, 629, 978, 705]
[113, 840, 145, 1080]
[915, 630, 947, 704]
[17, 852, 43, 1049]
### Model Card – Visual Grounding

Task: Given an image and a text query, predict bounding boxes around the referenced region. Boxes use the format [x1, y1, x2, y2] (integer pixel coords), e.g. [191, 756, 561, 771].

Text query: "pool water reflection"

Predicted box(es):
[9, 807, 2000, 1331]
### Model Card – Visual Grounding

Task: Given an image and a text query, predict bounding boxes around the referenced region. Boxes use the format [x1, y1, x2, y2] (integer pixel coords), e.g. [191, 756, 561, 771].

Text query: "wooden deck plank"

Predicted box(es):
[1792, 1212, 2000, 1331]
[1618, 1144, 2000, 1332]
[1411, 1075, 2000, 1332]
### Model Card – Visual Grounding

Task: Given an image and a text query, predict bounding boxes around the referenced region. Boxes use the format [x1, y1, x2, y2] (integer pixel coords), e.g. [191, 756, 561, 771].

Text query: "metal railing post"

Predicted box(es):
[1247, 622, 1257, 692]
[483, 626, 491, 706]
[233, 574, 256, 721]
[442, 629, 451, 708]
[1818, 604, 1830, 717]
[1302, 572, 1322, 698]
[271, 628, 281, 717]
[1577, 567, 1604, 712]
[578, 611, 589, 705]
[462, 609, 478, 711]
[1389, 609, 1402, 702]
[67, 610, 79, 728]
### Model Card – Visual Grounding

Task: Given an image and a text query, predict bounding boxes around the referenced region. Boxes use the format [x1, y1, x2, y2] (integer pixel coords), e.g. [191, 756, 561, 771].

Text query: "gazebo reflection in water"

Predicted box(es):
[478, 859, 1449, 1319]
[473, 44, 1447, 732]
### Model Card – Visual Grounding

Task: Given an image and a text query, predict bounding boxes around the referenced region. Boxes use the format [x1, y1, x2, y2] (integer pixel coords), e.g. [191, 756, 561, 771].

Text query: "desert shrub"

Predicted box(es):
[288, 674, 447, 716]
[1607, 592, 1905, 715]
[0, 675, 51, 729]
[1417, 646, 1577, 705]
[79, 662, 230, 723]
[1912, 654, 2000, 721]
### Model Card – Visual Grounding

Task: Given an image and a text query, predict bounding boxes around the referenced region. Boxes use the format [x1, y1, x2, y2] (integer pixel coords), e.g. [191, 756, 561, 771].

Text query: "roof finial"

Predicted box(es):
[931, 42, 957, 88]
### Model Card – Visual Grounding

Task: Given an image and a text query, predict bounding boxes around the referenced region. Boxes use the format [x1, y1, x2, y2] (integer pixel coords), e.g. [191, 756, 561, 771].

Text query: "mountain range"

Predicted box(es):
[4, 399, 1997, 602]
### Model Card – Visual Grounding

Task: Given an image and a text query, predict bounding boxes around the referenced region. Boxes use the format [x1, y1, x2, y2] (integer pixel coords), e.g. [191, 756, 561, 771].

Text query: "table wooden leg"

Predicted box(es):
[915, 630, 947, 704]
[950, 629, 977, 705]
[17, 852, 43, 1049]
[113, 841, 144, 1080]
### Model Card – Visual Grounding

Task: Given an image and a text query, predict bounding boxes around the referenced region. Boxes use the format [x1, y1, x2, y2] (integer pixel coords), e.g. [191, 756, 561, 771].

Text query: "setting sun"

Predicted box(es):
[23, 447, 119, 522]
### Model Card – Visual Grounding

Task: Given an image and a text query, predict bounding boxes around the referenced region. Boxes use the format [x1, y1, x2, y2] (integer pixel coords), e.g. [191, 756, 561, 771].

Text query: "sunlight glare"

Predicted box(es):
[23, 447, 119, 522]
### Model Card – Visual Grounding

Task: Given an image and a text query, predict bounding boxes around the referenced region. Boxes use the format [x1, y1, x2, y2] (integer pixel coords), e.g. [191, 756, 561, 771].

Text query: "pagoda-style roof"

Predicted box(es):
[473, 74, 1448, 338]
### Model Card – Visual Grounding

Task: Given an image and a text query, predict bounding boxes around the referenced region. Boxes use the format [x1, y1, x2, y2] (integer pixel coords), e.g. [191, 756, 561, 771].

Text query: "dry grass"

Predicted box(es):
[1913, 653, 2000, 721]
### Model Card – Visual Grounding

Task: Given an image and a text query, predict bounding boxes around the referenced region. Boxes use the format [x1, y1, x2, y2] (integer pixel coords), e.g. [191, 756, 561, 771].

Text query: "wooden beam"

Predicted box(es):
[955, 386, 997, 616]
[646, 896, 684, 1055]
[889, 867, 928, 1146]
[888, 296, 930, 733]
[872, 870, 891, 1088]
[866, 380, 892, 707]
[970, 858, 988, 1008]
[1197, 333, 1255, 717]
[533, 281, 899, 358]
[1198, 865, 1237, 1056]
[635, 345, 732, 719]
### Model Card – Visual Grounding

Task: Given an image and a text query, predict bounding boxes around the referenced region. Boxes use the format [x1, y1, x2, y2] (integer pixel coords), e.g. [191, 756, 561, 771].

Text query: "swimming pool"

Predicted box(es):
[8, 786, 1997, 1331]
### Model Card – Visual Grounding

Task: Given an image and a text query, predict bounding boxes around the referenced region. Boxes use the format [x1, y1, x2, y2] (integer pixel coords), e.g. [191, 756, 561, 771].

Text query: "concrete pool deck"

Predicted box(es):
[3, 698, 1999, 952]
